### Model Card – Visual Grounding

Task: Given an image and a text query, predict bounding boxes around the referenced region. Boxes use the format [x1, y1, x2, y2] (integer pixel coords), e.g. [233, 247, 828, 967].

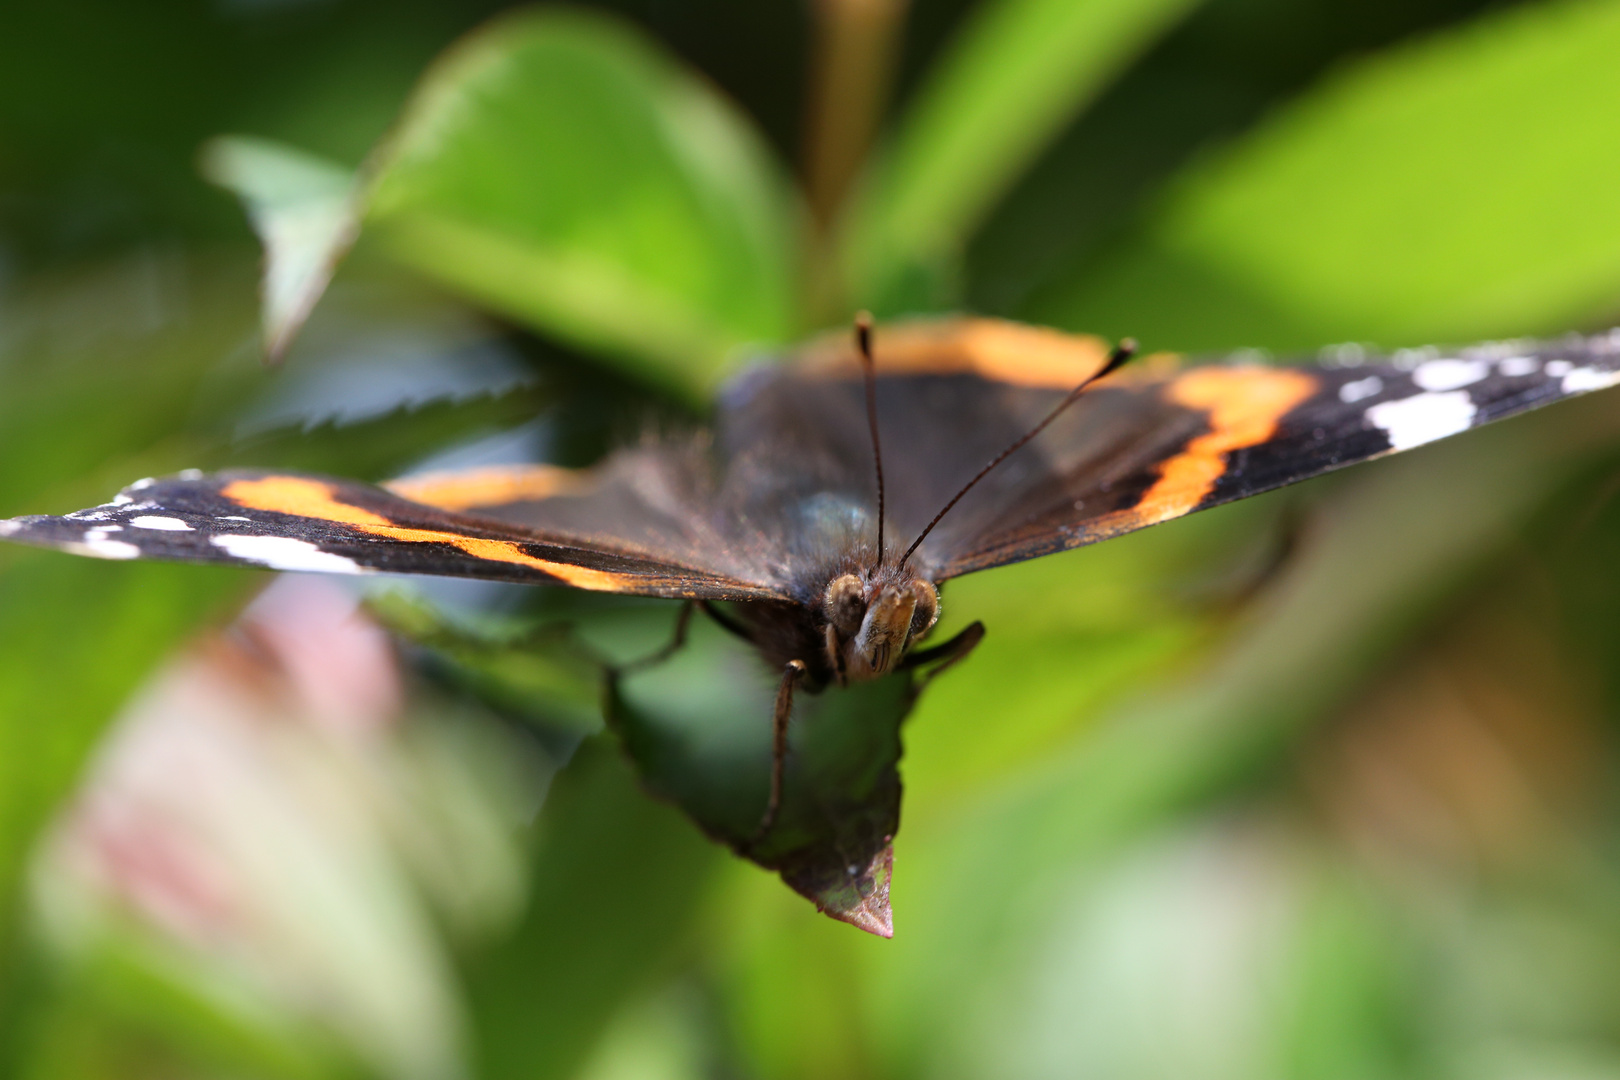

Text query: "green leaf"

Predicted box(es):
[868, 391, 1620, 1077]
[0, 257, 260, 512]
[0, 556, 248, 971]
[200, 136, 361, 362]
[899, 491, 1281, 817]
[224, 386, 551, 483]
[365, 588, 919, 933]
[843, 0, 1204, 313]
[364, 588, 605, 737]
[459, 739, 719, 1080]
[0, 260, 262, 1009]
[364, 7, 799, 394]
[1036, 0, 1620, 350]
[609, 614, 953, 937]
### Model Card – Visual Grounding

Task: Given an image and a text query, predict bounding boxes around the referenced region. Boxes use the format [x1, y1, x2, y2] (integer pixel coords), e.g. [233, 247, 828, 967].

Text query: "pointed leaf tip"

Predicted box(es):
[790, 844, 894, 938]
[610, 628, 914, 936]
[831, 892, 894, 939]
[200, 135, 360, 363]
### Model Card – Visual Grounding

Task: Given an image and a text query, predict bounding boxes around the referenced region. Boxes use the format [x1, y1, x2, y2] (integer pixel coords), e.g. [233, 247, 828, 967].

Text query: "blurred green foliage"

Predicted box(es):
[5, 0, 1620, 1078]
[361, 8, 800, 390]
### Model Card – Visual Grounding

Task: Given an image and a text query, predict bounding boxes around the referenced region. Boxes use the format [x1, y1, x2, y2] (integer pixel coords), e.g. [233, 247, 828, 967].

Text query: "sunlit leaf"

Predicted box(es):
[1036, 0, 1620, 350]
[365, 7, 800, 394]
[200, 136, 361, 363]
[203, 10, 800, 395]
[843, 0, 1203, 313]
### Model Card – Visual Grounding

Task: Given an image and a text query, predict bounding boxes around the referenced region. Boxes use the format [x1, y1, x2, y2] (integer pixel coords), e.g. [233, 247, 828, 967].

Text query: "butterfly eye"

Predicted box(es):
[823, 573, 866, 635]
[907, 580, 939, 639]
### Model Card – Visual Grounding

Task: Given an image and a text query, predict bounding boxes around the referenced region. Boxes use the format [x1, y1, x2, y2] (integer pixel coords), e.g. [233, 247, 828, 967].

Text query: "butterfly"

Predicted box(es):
[6, 316, 1620, 858]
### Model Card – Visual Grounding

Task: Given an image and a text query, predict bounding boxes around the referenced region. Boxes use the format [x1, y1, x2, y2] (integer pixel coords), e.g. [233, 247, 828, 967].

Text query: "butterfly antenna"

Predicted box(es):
[856, 311, 886, 566]
[899, 338, 1138, 569]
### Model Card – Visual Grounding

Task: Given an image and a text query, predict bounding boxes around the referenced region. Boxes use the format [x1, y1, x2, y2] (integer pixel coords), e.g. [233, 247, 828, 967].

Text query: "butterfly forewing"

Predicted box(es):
[0, 469, 786, 601]
[918, 336, 1620, 577]
[5, 321, 1619, 597]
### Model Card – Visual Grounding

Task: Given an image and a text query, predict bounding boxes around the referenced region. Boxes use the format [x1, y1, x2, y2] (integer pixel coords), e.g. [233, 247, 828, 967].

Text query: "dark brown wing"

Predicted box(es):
[724, 322, 1620, 581]
[938, 336, 1620, 576]
[11, 320, 1618, 598]
[0, 468, 788, 602]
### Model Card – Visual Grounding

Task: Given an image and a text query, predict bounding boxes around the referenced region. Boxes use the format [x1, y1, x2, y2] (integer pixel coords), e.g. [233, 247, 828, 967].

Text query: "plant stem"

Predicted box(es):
[802, 0, 911, 228]
[801, 0, 911, 323]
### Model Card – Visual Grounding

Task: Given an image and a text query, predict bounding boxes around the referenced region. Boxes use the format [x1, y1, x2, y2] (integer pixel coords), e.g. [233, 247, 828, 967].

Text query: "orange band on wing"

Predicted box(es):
[901, 320, 1114, 388]
[384, 464, 583, 512]
[221, 475, 635, 592]
[800, 317, 1183, 389]
[1126, 367, 1318, 526]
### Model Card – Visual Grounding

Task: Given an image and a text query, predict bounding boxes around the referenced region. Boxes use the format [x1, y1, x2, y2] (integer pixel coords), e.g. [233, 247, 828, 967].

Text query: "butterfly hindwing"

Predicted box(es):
[0, 469, 786, 601]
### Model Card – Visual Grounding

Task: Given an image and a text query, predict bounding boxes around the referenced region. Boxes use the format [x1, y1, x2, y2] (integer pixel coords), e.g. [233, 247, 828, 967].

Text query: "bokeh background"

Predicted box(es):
[6, 0, 1620, 1077]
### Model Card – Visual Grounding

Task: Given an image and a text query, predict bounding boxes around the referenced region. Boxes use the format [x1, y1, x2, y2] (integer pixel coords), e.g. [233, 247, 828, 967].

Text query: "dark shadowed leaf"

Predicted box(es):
[364, 590, 931, 934]
[224, 386, 550, 483]
[608, 615, 949, 937]
[365, 588, 605, 736]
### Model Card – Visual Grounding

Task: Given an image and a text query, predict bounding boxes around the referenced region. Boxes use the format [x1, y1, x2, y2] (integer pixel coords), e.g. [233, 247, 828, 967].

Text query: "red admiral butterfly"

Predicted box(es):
[6, 316, 1619, 929]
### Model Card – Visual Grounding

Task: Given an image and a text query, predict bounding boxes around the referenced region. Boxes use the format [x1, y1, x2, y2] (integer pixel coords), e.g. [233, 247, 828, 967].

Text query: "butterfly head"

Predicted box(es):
[821, 571, 938, 681]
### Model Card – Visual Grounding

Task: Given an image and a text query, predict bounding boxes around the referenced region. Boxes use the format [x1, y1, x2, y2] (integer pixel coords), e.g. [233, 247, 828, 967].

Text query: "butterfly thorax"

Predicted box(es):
[741, 562, 938, 690]
[823, 569, 939, 684]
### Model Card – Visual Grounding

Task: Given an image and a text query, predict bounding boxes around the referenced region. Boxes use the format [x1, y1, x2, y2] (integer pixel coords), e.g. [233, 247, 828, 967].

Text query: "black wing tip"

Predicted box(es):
[0, 513, 146, 561]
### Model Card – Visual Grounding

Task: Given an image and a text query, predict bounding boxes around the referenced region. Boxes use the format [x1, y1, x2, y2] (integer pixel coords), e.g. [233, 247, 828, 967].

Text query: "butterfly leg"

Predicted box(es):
[697, 599, 755, 644]
[901, 620, 984, 685]
[753, 659, 807, 841]
[620, 600, 696, 673]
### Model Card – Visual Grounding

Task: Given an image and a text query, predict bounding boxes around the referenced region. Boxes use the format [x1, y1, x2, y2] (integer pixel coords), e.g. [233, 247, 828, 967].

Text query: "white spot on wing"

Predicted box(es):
[0, 520, 19, 537]
[130, 478, 155, 491]
[1545, 360, 1573, 377]
[63, 537, 141, 560]
[1560, 366, 1620, 394]
[130, 515, 192, 532]
[178, 468, 203, 480]
[1366, 391, 1477, 451]
[219, 516, 252, 522]
[112, 494, 134, 506]
[1339, 375, 1383, 403]
[1498, 356, 1538, 377]
[1413, 358, 1489, 391]
[211, 534, 365, 575]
